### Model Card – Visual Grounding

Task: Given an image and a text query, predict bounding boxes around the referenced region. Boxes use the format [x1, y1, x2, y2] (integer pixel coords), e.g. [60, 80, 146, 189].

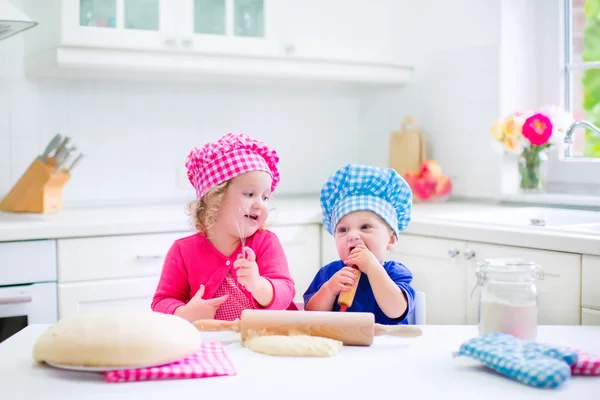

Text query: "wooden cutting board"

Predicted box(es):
[388, 116, 426, 177]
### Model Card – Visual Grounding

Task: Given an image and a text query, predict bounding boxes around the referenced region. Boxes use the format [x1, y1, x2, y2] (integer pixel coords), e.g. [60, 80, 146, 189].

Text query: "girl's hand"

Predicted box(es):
[325, 266, 359, 295]
[344, 244, 380, 275]
[233, 247, 261, 292]
[175, 284, 228, 322]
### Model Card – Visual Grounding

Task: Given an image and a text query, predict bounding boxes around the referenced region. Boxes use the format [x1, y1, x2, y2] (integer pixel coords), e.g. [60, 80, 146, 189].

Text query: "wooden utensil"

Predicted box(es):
[337, 265, 360, 312]
[193, 309, 422, 346]
[388, 116, 426, 177]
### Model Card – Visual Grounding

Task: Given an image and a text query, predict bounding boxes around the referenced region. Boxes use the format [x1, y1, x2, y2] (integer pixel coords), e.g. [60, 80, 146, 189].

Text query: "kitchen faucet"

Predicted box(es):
[563, 120, 600, 157]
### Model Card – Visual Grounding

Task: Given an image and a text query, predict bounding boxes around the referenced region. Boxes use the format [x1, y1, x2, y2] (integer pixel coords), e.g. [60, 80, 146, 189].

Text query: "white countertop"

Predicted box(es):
[1, 197, 600, 255]
[1, 324, 598, 400]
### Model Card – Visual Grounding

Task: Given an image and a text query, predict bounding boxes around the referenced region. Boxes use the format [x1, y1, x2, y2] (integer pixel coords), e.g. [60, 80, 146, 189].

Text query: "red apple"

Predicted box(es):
[403, 170, 420, 188]
[413, 176, 437, 201]
[420, 160, 443, 180]
[435, 176, 452, 197]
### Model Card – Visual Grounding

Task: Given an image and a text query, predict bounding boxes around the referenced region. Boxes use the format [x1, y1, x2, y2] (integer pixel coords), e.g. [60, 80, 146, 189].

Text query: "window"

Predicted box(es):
[565, 0, 600, 158]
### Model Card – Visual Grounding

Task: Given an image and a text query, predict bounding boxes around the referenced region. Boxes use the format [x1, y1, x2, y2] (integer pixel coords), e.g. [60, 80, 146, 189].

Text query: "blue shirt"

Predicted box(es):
[303, 260, 416, 325]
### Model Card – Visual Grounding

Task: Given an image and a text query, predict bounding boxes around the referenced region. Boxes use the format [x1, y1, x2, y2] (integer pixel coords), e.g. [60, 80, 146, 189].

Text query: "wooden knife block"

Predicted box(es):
[0, 157, 70, 213]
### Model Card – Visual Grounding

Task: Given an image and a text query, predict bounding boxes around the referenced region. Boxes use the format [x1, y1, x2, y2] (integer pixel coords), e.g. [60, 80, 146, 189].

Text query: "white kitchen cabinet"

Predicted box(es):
[582, 255, 600, 311]
[278, 0, 396, 65]
[58, 276, 160, 318]
[24, 0, 276, 55]
[57, 231, 188, 283]
[269, 224, 321, 302]
[582, 308, 600, 326]
[21, 0, 413, 85]
[465, 242, 582, 326]
[320, 231, 583, 326]
[392, 235, 468, 325]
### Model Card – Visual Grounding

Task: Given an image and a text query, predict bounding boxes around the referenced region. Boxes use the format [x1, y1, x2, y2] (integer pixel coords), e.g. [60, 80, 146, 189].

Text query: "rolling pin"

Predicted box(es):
[337, 265, 360, 312]
[193, 309, 422, 346]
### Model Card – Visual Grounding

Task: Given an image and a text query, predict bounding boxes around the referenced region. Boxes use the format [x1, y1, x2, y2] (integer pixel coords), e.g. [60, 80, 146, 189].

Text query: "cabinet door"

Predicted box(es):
[177, 0, 279, 56]
[391, 235, 468, 325]
[268, 225, 321, 303]
[465, 242, 582, 325]
[582, 255, 600, 310]
[60, 0, 176, 50]
[58, 276, 160, 319]
[279, 0, 396, 65]
[58, 232, 188, 282]
[320, 226, 338, 266]
[582, 308, 600, 326]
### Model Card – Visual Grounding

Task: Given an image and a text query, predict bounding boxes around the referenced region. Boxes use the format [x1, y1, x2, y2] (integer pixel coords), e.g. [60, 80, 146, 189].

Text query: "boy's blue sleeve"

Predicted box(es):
[302, 261, 340, 306]
[386, 261, 416, 321]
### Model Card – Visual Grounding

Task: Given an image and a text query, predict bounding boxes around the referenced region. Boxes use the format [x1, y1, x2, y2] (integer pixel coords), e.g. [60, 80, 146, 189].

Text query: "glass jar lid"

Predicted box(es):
[477, 258, 544, 282]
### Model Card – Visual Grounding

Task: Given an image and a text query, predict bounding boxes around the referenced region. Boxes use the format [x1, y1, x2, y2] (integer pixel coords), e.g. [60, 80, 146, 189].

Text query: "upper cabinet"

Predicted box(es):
[21, 0, 414, 85]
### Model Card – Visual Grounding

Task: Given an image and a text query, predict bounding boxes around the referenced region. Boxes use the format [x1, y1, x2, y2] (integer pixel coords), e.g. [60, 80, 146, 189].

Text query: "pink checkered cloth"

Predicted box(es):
[104, 341, 236, 383]
[571, 350, 600, 376]
[214, 275, 256, 321]
[185, 132, 280, 199]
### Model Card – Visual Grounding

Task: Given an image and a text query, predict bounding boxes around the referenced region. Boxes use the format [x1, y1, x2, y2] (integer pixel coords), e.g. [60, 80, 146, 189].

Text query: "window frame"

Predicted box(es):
[545, 0, 600, 187]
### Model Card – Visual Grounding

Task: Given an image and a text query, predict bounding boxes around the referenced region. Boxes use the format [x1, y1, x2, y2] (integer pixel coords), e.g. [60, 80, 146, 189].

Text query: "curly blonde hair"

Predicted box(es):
[186, 180, 232, 235]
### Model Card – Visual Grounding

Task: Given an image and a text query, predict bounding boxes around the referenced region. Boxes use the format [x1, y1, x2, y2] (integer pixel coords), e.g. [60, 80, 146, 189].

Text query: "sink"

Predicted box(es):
[435, 206, 600, 228]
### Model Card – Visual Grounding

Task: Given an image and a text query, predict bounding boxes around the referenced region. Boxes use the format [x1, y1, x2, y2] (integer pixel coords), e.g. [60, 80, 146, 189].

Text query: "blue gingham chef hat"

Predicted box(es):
[320, 164, 412, 237]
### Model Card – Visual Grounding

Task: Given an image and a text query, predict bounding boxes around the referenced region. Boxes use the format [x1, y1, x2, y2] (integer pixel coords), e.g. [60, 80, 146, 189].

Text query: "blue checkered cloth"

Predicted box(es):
[320, 164, 412, 237]
[455, 333, 578, 389]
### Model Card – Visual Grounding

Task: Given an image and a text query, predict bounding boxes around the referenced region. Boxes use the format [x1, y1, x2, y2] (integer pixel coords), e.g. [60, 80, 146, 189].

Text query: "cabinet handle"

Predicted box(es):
[463, 249, 476, 260]
[164, 37, 176, 46]
[135, 255, 164, 260]
[0, 295, 32, 304]
[181, 37, 193, 47]
[284, 44, 296, 55]
[448, 248, 460, 258]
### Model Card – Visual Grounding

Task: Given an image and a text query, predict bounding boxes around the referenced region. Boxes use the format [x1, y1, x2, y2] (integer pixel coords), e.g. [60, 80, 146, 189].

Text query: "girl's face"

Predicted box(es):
[217, 171, 273, 240]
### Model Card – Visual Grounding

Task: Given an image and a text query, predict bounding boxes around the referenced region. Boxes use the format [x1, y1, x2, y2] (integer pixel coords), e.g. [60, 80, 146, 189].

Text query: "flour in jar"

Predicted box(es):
[479, 299, 538, 341]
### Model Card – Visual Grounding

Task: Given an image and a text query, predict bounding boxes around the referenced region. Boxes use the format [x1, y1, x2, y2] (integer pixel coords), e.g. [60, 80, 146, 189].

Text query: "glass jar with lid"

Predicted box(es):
[475, 258, 544, 341]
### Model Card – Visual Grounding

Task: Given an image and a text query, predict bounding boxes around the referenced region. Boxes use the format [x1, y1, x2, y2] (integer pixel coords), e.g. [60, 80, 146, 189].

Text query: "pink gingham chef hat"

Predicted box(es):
[185, 132, 280, 199]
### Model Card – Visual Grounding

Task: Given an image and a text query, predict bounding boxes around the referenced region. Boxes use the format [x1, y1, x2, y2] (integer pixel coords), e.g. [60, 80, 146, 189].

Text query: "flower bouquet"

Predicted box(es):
[490, 105, 573, 192]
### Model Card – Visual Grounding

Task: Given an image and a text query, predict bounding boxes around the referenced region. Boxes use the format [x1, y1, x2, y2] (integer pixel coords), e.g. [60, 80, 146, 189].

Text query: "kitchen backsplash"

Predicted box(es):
[1, 0, 510, 208]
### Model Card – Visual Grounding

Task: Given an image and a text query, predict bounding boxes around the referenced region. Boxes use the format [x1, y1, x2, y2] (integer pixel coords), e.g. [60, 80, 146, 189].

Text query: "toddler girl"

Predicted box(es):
[152, 133, 296, 322]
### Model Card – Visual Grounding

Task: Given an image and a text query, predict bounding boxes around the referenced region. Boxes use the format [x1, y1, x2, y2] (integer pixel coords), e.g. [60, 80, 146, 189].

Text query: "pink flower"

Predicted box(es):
[522, 113, 553, 146]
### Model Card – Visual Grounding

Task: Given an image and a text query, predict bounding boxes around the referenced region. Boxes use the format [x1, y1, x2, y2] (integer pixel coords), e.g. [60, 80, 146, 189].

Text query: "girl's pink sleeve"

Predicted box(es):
[253, 231, 296, 310]
[151, 241, 190, 314]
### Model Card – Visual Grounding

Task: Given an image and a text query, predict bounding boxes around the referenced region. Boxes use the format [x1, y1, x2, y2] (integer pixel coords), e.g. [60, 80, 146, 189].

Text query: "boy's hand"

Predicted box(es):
[175, 284, 228, 321]
[344, 244, 381, 275]
[325, 266, 359, 295]
[233, 247, 261, 292]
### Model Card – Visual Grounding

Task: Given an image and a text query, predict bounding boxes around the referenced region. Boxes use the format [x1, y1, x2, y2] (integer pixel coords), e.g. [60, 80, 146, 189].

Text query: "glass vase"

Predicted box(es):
[518, 148, 548, 193]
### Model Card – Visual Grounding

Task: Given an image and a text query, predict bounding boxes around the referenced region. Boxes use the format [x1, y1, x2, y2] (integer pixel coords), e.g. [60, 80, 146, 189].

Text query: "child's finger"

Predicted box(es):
[206, 294, 228, 306]
[244, 247, 256, 262]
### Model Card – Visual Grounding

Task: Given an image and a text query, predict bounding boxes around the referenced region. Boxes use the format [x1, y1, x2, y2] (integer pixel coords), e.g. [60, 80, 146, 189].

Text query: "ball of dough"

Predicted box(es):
[244, 335, 343, 357]
[33, 312, 202, 367]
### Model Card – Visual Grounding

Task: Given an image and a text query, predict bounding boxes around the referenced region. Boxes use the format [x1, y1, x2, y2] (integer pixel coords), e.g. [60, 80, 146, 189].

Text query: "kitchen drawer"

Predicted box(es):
[0, 240, 57, 285]
[582, 255, 600, 310]
[58, 276, 160, 319]
[581, 307, 600, 326]
[57, 232, 189, 283]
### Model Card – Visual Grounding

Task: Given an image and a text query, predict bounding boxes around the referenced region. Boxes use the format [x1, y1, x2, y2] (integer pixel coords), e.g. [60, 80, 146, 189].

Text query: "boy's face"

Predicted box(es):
[334, 210, 397, 263]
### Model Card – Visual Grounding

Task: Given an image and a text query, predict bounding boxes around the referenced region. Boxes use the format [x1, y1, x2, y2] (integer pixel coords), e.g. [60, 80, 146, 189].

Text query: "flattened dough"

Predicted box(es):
[33, 312, 202, 367]
[244, 335, 343, 357]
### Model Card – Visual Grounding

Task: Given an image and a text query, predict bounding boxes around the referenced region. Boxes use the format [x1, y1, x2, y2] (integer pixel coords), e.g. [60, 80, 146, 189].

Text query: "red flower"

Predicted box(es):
[522, 113, 553, 146]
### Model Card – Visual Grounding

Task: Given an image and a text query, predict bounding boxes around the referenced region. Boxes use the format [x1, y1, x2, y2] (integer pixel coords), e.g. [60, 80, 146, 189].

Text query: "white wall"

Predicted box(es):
[0, 13, 365, 207]
[1, 0, 542, 208]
